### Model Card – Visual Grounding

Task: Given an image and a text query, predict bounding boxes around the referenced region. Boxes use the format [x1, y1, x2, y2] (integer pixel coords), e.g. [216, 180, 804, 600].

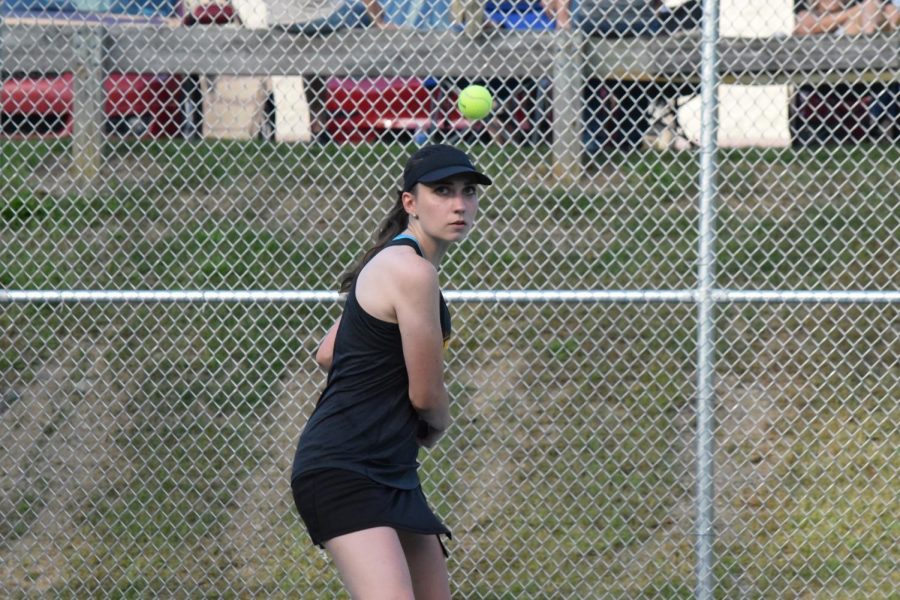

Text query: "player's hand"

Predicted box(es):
[416, 421, 446, 448]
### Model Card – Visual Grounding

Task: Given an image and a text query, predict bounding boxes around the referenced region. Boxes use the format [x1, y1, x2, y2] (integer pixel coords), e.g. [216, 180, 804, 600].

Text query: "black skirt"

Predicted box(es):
[291, 468, 451, 552]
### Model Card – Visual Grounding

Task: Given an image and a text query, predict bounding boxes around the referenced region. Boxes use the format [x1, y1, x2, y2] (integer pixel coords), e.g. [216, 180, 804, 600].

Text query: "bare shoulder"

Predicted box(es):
[385, 246, 438, 286]
[367, 246, 436, 284]
[356, 245, 437, 321]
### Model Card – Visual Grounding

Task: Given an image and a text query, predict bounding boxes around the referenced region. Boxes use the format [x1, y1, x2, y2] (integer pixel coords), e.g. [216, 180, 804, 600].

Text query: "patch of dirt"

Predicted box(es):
[454, 350, 528, 547]
[1, 337, 136, 594]
[214, 359, 324, 586]
[614, 373, 794, 594]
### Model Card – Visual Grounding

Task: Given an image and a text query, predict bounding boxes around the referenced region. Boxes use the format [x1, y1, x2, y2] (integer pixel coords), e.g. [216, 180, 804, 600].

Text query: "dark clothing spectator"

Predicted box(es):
[572, 0, 700, 37]
[792, 0, 899, 143]
[542, 0, 700, 35]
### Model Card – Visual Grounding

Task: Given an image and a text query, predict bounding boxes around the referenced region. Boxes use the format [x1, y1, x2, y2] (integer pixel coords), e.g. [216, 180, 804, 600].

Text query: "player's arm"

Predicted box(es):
[315, 317, 341, 371]
[394, 261, 451, 438]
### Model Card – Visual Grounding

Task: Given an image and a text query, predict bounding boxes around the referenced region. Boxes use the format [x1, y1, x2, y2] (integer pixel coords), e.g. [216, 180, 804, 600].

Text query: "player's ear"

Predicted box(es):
[401, 189, 417, 219]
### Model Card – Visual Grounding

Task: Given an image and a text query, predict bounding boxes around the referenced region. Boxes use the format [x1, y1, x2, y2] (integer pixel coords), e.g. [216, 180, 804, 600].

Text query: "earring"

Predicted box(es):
[412, 214, 418, 220]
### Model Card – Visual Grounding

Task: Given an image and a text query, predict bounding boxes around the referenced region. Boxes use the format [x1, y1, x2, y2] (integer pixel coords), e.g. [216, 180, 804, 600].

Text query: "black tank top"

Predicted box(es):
[291, 238, 451, 490]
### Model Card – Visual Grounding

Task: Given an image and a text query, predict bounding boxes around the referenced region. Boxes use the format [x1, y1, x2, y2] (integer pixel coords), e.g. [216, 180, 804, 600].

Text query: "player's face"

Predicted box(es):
[414, 176, 479, 242]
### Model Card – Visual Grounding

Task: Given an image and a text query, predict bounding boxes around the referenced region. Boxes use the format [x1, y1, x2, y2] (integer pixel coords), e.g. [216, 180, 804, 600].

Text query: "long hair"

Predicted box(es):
[338, 192, 410, 293]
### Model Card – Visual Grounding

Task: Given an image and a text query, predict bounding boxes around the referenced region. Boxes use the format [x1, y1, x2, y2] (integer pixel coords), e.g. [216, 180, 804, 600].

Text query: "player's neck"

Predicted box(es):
[401, 227, 447, 268]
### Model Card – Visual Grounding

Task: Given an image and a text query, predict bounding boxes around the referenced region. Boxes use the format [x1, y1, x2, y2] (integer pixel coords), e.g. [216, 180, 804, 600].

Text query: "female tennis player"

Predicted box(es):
[291, 144, 491, 599]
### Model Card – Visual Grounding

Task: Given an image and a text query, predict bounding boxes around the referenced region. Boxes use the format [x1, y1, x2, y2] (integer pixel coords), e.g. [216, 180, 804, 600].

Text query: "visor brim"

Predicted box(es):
[416, 165, 492, 187]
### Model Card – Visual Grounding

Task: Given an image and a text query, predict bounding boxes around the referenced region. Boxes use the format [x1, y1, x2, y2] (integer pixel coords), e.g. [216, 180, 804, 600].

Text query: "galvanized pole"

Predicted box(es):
[695, 0, 721, 595]
[551, 30, 585, 185]
[70, 26, 106, 190]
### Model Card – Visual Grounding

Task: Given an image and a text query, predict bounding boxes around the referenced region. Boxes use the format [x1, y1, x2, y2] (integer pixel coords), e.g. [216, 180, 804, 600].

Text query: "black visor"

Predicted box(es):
[402, 144, 492, 192]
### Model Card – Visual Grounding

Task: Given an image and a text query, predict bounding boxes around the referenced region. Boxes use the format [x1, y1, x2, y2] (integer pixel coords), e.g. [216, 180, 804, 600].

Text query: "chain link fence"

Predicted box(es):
[1, 0, 898, 597]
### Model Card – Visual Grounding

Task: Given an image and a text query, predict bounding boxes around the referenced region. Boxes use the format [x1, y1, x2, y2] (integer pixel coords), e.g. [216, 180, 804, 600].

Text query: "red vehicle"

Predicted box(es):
[2, 71, 185, 138]
[0, 0, 232, 139]
[321, 76, 477, 144]
[320, 75, 543, 145]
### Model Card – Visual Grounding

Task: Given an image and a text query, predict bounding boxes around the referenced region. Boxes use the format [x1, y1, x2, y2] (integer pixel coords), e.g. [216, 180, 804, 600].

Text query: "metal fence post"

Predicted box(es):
[70, 26, 105, 189]
[551, 30, 584, 183]
[695, 0, 721, 596]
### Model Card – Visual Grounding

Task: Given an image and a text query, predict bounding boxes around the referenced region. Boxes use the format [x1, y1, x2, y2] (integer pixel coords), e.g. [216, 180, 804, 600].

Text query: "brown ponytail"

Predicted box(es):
[338, 192, 410, 293]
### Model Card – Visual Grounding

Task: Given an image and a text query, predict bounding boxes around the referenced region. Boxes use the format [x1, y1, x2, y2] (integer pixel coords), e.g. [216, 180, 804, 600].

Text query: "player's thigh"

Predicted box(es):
[397, 530, 450, 600]
[324, 527, 414, 600]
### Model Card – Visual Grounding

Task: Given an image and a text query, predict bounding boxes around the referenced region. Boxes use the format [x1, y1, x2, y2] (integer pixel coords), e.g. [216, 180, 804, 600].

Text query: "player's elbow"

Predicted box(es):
[315, 347, 333, 371]
[409, 384, 451, 431]
[408, 383, 447, 412]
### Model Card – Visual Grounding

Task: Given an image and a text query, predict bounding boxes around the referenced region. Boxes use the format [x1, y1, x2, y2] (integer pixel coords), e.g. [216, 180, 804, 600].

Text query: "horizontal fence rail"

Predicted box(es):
[3, 25, 898, 78]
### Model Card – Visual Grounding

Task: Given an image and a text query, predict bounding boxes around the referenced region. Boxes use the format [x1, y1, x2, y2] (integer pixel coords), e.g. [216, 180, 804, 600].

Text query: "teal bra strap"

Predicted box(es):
[391, 234, 422, 256]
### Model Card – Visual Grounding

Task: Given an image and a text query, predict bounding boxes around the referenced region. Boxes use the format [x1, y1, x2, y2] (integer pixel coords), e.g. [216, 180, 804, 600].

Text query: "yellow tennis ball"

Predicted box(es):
[458, 85, 493, 120]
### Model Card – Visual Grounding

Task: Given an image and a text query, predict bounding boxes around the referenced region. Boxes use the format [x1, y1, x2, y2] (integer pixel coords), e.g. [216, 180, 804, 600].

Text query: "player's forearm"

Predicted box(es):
[314, 318, 341, 370]
[412, 387, 451, 431]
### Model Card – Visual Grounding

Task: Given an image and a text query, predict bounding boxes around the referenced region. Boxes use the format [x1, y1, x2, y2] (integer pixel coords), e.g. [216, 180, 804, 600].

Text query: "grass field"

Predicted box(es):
[1, 138, 898, 597]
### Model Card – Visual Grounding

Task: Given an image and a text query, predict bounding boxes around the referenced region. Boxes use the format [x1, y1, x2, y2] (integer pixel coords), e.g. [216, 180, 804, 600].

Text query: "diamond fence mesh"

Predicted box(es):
[1, 0, 898, 597]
